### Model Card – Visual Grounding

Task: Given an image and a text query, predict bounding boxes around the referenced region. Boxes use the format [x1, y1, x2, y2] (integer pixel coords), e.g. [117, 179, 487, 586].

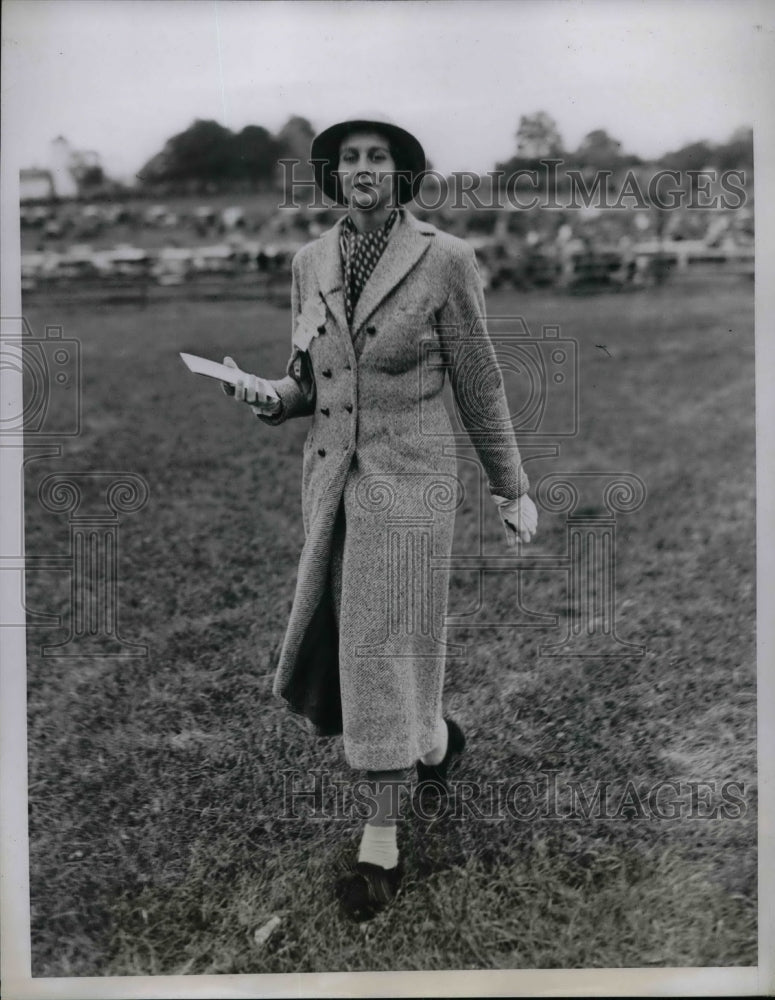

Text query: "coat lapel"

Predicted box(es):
[311, 209, 435, 338]
[350, 210, 434, 334]
[312, 219, 348, 334]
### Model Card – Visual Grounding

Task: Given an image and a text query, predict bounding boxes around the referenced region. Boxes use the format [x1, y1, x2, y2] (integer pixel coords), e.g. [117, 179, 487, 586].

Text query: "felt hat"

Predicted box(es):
[310, 112, 426, 206]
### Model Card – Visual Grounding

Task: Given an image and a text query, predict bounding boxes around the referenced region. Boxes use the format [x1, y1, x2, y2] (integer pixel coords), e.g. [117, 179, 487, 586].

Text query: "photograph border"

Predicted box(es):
[1, 2, 773, 996]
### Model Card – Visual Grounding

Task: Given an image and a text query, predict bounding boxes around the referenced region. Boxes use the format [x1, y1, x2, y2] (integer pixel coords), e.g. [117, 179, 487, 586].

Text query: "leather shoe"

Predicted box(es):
[334, 860, 403, 922]
[416, 718, 466, 795]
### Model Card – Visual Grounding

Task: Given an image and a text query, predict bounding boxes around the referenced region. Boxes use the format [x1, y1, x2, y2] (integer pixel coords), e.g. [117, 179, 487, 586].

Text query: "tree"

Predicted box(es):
[276, 115, 316, 191]
[276, 115, 315, 162]
[515, 112, 564, 159]
[658, 139, 716, 172]
[495, 111, 564, 187]
[137, 118, 284, 191]
[137, 119, 235, 188]
[230, 125, 280, 185]
[656, 128, 752, 173]
[715, 126, 753, 171]
[68, 149, 106, 194]
[574, 129, 623, 168]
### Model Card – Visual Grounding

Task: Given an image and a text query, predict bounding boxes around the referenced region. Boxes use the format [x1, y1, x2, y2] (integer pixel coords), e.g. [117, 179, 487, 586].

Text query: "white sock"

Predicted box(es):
[358, 822, 399, 870]
[420, 718, 448, 767]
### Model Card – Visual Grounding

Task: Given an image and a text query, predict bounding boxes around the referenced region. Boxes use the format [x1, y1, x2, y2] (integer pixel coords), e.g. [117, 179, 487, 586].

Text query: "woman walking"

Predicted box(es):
[223, 114, 538, 921]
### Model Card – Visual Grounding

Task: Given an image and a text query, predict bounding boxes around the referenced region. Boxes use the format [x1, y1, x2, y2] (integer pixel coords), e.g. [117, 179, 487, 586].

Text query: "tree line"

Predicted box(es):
[136, 115, 315, 192]
[498, 112, 753, 174]
[130, 111, 752, 194]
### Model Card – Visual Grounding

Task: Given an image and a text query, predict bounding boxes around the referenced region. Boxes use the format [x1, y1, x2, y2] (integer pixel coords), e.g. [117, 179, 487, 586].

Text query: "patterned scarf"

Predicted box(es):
[339, 209, 399, 328]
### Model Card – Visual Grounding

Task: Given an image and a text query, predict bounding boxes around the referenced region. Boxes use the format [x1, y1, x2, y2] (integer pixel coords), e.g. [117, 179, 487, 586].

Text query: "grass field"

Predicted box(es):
[22, 270, 756, 974]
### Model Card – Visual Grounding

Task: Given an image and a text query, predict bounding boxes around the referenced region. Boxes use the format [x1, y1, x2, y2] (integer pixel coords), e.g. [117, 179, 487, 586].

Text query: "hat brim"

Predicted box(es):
[310, 119, 426, 207]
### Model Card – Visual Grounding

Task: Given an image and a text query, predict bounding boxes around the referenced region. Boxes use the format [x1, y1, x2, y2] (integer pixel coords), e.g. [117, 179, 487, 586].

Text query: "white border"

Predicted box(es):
[2, 1, 773, 997]
[754, 0, 775, 994]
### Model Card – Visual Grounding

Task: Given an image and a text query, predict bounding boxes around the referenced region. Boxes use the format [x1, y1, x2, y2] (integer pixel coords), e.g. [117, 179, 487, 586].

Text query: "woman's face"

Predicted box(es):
[337, 130, 397, 211]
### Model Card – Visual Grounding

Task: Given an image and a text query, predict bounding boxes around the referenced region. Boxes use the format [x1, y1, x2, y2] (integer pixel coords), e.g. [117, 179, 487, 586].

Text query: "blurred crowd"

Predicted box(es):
[20, 201, 318, 291]
[20, 196, 754, 295]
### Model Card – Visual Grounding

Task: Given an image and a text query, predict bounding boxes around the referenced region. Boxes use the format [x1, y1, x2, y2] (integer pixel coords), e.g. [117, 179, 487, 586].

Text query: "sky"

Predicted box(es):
[1, 0, 763, 183]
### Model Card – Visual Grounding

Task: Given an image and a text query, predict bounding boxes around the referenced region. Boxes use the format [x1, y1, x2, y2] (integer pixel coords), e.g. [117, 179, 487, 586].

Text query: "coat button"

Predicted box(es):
[317, 324, 326, 334]
[366, 325, 377, 336]
[344, 363, 351, 371]
[317, 448, 326, 457]
[320, 407, 330, 416]
[322, 368, 332, 378]
[345, 404, 353, 413]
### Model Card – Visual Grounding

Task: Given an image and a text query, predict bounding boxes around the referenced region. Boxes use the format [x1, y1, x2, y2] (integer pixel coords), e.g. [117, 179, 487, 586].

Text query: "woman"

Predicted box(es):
[223, 114, 538, 921]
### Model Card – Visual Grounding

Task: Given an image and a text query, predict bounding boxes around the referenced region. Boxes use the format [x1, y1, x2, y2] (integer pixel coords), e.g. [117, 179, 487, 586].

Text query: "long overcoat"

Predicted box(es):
[258, 208, 529, 770]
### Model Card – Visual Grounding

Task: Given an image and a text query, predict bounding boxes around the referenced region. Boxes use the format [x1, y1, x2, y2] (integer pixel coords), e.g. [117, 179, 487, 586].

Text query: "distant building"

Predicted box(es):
[49, 136, 79, 198]
[22, 136, 105, 201]
[20, 168, 55, 202]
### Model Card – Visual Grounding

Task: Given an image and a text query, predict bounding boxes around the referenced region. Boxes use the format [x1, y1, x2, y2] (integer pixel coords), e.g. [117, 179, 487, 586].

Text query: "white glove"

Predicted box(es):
[492, 493, 538, 547]
[221, 356, 281, 415]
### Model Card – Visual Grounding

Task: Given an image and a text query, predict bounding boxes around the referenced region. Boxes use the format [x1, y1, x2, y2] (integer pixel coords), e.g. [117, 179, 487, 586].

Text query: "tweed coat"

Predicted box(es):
[258, 208, 529, 770]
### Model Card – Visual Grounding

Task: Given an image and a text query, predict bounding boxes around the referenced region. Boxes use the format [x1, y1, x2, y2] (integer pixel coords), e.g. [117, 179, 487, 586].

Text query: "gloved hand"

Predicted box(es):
[221, 356, 281, 415]
[492, 493, 538, 547]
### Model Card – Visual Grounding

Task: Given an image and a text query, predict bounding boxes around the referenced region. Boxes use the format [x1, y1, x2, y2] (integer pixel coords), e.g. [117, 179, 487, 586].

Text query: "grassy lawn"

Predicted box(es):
[22, 271, 756, 974]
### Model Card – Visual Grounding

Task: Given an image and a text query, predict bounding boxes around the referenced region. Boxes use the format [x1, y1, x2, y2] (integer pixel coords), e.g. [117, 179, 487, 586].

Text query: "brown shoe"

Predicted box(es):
[334, 860, 403, 922]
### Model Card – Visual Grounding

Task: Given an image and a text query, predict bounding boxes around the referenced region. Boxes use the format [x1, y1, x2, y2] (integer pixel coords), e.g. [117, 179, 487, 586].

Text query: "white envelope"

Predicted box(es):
[179, 352, 245, 386]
